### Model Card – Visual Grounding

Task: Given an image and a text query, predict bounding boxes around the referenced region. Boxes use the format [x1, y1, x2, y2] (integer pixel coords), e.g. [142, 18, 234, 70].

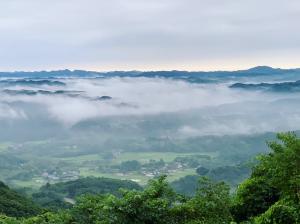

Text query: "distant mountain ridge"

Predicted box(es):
[1, 66, 300, 79]
[0, 79, 65, 86]
[230, 80, 300, 92]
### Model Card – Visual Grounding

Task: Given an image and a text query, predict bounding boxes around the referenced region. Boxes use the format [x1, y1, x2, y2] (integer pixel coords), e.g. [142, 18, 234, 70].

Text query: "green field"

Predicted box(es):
[79, 167, 196, 185]
[59, 151, 216, 164]
[54, 151, 210, 185]
[113, 152, 216, 163]
[0, 143, 10, 152]
[2, 150, 209, 188]
[0, 131, 266, 191]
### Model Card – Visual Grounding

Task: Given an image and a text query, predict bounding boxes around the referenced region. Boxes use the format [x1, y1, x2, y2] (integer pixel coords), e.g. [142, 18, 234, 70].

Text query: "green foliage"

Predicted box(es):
[209, 164, 251, 185]
[231, 177, 280, 222]
[174, 177, 233, 224]
[71, 176, 177, 224]
[0, 212, 73, 224]
[174, 157, 200, 168]
[196, 166, 209, 175]
[254, 200, 299, 224]
[0, 181, 41, 218]
[232, 132, 300, 223]
[69, 176, 232, 224]
[31, 190, 71, 211]
[32, 177, 142, 211]
[119, 160, 141, 173]
[172, 164, 251, 196]
[70, 194, 111, 224]
[0, 215, 20, 224]
[262, 133, 300, 201]
[22, 212, 72, 224]
[171, 175, 200, 196]
[142, 159, 165, 171]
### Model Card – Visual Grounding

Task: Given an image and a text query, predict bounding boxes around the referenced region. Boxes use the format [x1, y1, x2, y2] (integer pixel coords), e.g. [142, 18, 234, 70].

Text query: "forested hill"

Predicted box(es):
[230, 80, 300, 92]
[0, 181, 40, 218]
[31, 177, 142, 210]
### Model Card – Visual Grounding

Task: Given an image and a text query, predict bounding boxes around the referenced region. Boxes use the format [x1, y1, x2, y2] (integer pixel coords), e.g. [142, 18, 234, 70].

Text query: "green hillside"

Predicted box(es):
[0, 181, 40, 218]
[32, 177, 142, 210]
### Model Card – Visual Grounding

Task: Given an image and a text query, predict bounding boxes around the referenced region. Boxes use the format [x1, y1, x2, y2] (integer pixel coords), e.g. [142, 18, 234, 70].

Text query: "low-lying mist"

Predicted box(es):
[0, 76, 300, 140]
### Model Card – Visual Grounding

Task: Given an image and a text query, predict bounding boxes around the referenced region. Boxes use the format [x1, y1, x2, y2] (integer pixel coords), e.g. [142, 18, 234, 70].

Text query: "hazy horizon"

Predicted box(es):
[1, 65, 300, 73]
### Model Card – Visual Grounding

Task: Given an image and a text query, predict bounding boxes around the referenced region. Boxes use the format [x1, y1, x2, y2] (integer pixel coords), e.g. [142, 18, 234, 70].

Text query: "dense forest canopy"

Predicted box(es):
[0, 181, 40, 218]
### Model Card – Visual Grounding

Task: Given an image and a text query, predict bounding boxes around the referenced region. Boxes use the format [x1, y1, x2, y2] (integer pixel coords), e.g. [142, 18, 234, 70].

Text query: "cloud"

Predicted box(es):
[0, 78, 236, 124]
[0, 77, 251, 125]
[2, 76, 300, 138]
[0, 103, 27, 119]
[0, 0, 300, 70]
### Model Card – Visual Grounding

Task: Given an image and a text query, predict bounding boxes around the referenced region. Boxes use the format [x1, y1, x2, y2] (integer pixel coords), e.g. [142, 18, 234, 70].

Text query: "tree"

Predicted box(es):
[174, 177, 232, 224]
[231, 177, 280, 222]
[0, 181, 41, 218]
[232, 132, 300, 222]
[254, 199, 299, 224]
[32, 177, 142, 211]
[72, 176, 177, 224]
[119, 160, 141, 173]
[71, 176, 232, 224]
[196, 166, 209, 176]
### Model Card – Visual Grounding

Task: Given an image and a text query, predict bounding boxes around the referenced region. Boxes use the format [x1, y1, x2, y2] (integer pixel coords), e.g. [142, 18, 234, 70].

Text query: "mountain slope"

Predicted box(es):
[230, 80, 300, 92]
[32, 177, 143, 210]
[0, 181, 40, 218]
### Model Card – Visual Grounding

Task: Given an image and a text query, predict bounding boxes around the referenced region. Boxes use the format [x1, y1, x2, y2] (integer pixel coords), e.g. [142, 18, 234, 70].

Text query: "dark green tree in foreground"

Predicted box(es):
[232, 132, 300, 223]
[71, 176, 232, 224]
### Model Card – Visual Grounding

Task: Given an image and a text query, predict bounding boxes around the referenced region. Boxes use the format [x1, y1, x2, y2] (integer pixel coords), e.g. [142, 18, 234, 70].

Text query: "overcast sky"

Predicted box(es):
[0, 0, 300, 71]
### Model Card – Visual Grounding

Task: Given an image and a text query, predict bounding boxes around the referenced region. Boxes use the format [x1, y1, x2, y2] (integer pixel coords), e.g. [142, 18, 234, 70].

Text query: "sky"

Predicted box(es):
[0, 0, 300, 71]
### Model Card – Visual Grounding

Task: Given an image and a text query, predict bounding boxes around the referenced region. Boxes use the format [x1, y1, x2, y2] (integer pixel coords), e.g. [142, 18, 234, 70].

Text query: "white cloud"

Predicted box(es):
[1, 76, 297, 136]
[0, 103, 27, 119]
[0, 0, 300, 70]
